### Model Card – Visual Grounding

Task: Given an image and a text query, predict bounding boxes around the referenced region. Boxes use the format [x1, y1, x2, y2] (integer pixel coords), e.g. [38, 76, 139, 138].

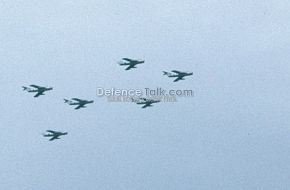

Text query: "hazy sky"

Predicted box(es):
[1, 1, 290, 189]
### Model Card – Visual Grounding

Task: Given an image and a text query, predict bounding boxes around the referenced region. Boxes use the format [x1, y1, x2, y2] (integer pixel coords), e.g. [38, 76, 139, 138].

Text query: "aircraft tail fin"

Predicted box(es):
[22, 86, 28, 91]
[163, 71, 171, 76]
[64, 99, 70, 103]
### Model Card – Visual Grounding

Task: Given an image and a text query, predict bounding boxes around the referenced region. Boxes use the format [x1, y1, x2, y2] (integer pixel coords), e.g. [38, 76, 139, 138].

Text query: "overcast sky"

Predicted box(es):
[1, 1, 290, 189]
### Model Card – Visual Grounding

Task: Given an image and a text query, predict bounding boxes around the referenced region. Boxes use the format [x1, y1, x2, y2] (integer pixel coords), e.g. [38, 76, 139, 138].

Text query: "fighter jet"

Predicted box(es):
[163, 70, 193, 82]
[134, 97, 161, 108]
[22, 85, 53, 97]
[119, 58, 145, 70]
[43, 130, 68, 141]
[64, 98, 94, 110]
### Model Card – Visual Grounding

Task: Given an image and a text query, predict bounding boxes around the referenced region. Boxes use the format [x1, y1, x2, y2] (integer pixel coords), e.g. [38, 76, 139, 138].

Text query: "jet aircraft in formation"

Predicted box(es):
[64, 98, 94, 110]
[23, 58, 193, 142]
[163, 70, 193, 82]
[22, 85, 53, 97]
[119, 58, 145, 70]
[43, 130, 68, 141]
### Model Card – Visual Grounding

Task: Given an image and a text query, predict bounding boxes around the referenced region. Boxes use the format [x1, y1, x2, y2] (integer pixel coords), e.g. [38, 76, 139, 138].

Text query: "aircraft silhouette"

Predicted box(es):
[64, 98, 94, 110]
[163, 70, 193, 82]
[43, 130, 68, 141]
[22, 85, 53, 97]
[133, 97, 161, 108]
[119, 58, 145, 70]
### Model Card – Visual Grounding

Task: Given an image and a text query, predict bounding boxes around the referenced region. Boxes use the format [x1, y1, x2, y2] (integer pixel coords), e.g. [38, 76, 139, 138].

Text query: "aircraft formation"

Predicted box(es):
[23, 58, 193, 141]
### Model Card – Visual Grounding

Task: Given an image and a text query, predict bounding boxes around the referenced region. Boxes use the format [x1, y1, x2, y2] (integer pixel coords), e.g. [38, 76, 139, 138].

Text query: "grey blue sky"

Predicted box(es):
[1, 1, 290, 189]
